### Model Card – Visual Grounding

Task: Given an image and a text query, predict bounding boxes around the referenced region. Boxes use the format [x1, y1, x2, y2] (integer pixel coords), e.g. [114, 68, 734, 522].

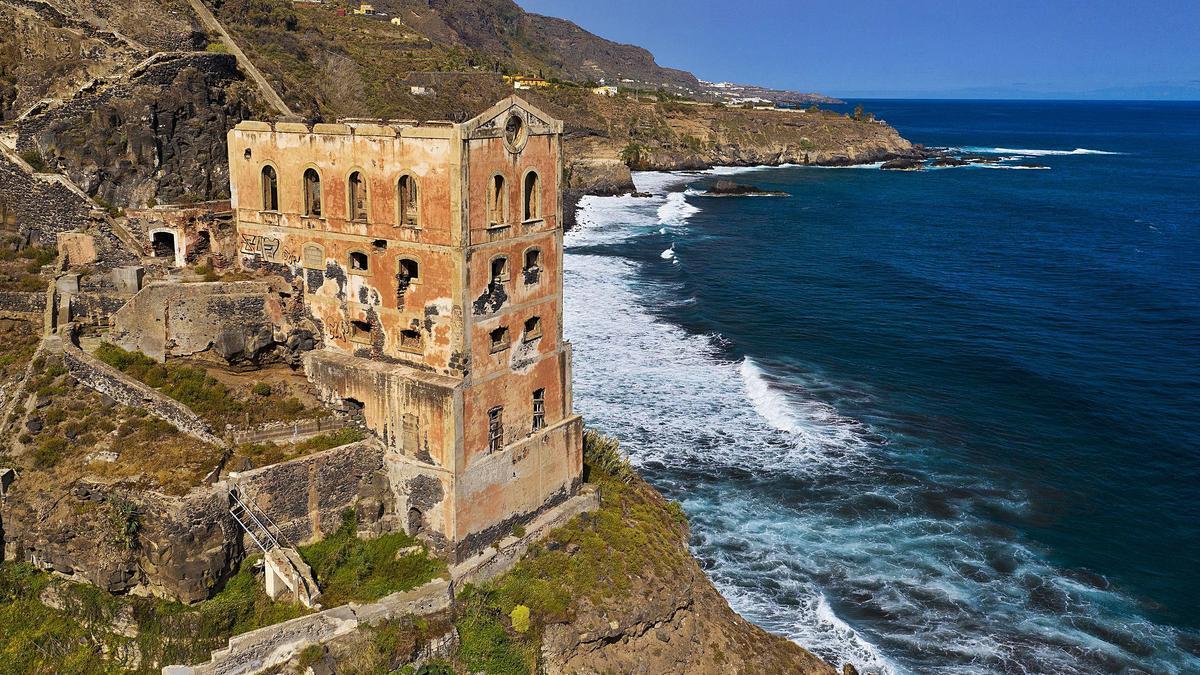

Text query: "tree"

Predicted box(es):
[620, 142, 645, 169]
[853, 104, 865, 121]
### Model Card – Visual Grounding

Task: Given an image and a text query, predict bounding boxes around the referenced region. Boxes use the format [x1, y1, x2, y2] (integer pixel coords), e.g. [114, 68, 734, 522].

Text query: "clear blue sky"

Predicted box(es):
[518, 0, 1200, 99]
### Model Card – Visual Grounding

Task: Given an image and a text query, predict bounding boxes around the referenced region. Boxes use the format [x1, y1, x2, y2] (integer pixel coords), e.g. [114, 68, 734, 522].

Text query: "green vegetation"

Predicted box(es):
[447, 430, 688, 674]
[0, 558, 305, 673]
[93, 343, 318, 428]
[0, 237, 57, 292]
[331, 615, 456, 674]
[509, 604, 530, 633]
[0, 320, 38, 378]
[620, 142, 646, 169]
[204, 41, 230, 54]
[300, 510, 446, 607]
[0, 509, 445, 672]
[92, 196, 121, 218]
[18, 149, 47, 172]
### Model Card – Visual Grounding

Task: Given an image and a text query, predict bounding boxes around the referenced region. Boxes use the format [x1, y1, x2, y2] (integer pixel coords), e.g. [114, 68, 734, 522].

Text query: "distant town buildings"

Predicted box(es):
[590, 85, 618, 97]
[504, 75, 550, 90]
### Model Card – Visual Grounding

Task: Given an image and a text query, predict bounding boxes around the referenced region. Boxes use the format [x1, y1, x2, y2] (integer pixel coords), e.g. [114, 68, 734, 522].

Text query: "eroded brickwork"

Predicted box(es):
[230, 97, 583, 560]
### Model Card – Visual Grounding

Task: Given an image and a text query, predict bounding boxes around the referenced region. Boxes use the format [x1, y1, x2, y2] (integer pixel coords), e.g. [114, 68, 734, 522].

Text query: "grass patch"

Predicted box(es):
[300, 510, 446, 607]
[449, 431, 690, 673]
[93, 343, 319, 429]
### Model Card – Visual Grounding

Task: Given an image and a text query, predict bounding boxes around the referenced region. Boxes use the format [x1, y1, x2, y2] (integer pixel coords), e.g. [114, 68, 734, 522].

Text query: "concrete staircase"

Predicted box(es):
[229, 487, 321, 609]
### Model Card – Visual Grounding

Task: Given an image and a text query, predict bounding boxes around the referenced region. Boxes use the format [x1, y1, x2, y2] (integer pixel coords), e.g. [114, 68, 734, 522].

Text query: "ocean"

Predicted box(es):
[562, 100, 1200, 674]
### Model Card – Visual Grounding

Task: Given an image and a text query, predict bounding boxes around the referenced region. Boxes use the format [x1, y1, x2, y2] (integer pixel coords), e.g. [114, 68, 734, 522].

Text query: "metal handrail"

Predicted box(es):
[229, 488, 280, 553]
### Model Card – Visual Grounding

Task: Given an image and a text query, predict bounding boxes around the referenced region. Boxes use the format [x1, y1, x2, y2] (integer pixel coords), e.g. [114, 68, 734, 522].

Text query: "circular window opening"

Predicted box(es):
[504, 113, 527, 151]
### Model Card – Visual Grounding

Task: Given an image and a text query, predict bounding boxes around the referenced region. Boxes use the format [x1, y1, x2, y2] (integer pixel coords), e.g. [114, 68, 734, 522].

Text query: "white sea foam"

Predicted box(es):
[656, 191, 700, 227]
[564, 171, 1199, 675]
[964, 146, 1122, 156]
[811, 161, 886, 169]
[564, 186, 892, 671]
[975, 164, 1052, 170]
[660, 245, 676, 261]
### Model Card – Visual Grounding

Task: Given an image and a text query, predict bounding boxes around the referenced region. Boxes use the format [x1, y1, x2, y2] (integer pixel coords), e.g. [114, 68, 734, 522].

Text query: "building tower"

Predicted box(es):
[228, 97, 582, 559]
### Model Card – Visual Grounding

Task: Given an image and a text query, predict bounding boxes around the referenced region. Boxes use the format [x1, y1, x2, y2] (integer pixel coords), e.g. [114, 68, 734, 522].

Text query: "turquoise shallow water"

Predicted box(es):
[563, 101, 1200, 673]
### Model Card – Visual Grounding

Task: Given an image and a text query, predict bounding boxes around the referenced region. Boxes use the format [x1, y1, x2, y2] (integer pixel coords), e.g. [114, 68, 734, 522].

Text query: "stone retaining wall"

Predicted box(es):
[165, 579, 452, 675]
[0, 290, 47, 321]
[107, 281, 281, 363]
[62, 327, 224, 446]
[228, 438, 392, 545]
[0, 151, 95, 246]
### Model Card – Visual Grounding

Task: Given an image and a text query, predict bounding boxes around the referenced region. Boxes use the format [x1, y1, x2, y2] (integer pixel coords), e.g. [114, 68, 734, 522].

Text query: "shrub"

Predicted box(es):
[33, 437, 68, 467]
[509, 604, 530, 633]
[108, 498, 141, 550]
[251, 382, 272, 396]
[299, 510, 445, 606]
[582, 429, 634, 484]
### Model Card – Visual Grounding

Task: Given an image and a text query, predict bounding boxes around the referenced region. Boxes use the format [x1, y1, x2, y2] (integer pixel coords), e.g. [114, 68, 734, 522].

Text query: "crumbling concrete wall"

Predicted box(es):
[126, 201, 237, 268]
[106, 281, 283, 362]
[228, 438, 393, 545]
[171, 579, 452, 675]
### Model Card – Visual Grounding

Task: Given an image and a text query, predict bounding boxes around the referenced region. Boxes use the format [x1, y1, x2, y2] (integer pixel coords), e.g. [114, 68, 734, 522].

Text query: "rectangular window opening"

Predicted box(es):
[488, 406, 503, 454]
[532, 388, 545, 431]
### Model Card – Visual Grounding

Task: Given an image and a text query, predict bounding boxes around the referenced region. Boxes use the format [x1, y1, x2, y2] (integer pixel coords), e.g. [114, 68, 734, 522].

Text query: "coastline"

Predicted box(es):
[564, 167, 896, 673]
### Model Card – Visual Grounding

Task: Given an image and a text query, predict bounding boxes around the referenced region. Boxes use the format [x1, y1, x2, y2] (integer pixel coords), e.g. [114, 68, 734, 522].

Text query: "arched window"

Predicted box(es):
[398, 258, 419, 283]
[303, 168, 322, 217]
[488, 174, 506, 225]
[490, 256, 509, 283]
[349, 171, 368, 222]
[523, 171, 540, 221]
[398, 175, 419, 227]
[261, 165, 278, 211]
[523, 248, 541, 271]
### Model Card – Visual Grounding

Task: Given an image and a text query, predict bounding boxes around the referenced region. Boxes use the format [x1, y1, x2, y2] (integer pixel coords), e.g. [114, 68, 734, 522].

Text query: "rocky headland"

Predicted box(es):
[0, 0, 901, 672]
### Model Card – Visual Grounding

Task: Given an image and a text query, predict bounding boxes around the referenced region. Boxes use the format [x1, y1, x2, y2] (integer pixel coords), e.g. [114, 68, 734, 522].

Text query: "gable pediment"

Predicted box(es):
[464, 96, 562, 141]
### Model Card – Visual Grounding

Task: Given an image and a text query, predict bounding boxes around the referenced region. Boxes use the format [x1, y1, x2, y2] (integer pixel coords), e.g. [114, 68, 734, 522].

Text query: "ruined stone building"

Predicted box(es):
[227, 97, 583, 559]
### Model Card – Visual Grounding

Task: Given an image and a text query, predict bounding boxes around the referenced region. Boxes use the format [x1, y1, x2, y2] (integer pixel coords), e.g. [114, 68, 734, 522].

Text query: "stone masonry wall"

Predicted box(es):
[0, 290, 47, 321]
[62, 328, 224, 445]
[107, 281, 279, 362]
[230, 438, 392, 545]
[0, 152, 95, 246]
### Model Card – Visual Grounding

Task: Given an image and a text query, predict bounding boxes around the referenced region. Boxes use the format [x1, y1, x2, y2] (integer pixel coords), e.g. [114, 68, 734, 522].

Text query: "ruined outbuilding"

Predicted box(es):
[227, 97, 583, 560]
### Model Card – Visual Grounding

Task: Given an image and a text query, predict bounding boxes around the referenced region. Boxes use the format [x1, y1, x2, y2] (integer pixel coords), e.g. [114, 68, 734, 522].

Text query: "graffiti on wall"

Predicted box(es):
[240, 234, 283, 262]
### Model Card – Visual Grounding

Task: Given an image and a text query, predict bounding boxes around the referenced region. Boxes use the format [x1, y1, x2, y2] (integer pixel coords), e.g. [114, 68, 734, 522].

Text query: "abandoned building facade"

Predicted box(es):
[227, 97, 583, 559]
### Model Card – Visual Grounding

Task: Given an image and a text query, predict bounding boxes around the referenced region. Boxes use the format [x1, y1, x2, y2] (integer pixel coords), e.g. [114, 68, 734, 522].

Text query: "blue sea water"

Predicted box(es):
[562, 100, 1200, 674]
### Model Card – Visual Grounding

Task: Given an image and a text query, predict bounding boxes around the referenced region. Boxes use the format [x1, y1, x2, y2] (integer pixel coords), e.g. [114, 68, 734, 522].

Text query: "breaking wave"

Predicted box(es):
[563, 167, 1200, 675]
